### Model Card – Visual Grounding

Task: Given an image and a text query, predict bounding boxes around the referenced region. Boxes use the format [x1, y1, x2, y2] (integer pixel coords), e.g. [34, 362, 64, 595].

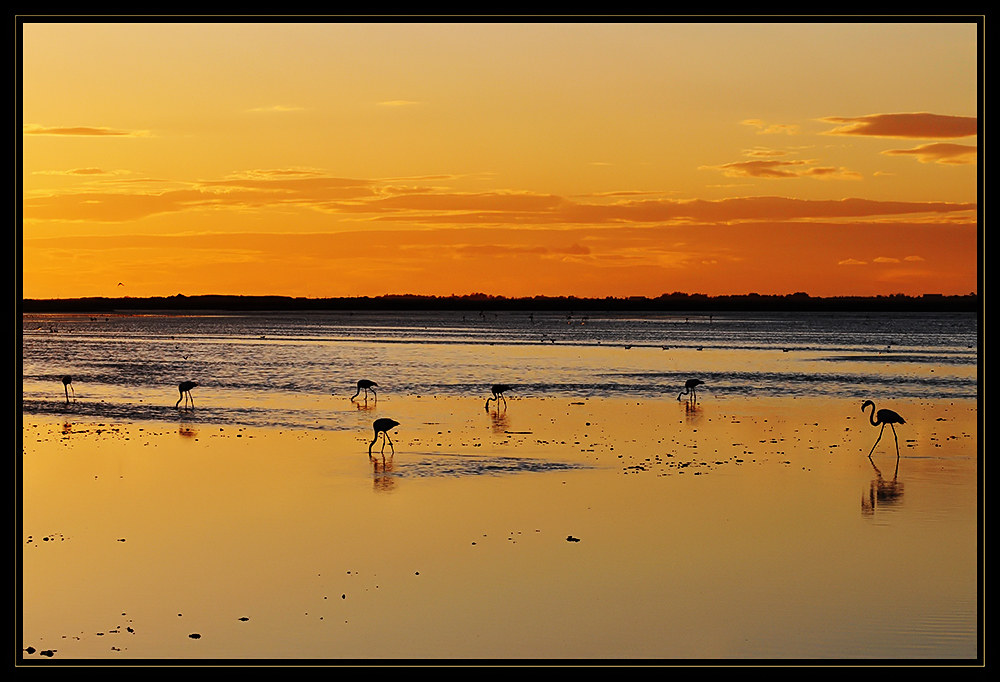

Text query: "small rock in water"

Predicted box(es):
[566, 535, 581, 542]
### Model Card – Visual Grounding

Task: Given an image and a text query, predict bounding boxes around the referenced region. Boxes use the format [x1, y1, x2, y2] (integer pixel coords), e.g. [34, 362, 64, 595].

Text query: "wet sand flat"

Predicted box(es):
[21, 395, 978, 660]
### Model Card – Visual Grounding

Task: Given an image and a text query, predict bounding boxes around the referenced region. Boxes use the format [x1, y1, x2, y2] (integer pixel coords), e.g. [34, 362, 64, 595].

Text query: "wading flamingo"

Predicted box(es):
[175, 381, 198, 409]
[677, 379, 703, 401]
[350, 380, 378, 401]
[62, 375, 75, 403]
[369, 418, 400, 458]
[485, 384, 510, 411]
[861, 400, 905, 459]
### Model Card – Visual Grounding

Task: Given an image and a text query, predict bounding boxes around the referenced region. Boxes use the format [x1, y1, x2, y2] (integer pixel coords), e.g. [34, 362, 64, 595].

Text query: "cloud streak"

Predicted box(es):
[704, 159, 862, 180]
[741, 119, 800, 135]
[23, 124, 150, 137]
[882, 142, 977, 165]
[34, 167, 119, 176]
[820, 113, 977, 139]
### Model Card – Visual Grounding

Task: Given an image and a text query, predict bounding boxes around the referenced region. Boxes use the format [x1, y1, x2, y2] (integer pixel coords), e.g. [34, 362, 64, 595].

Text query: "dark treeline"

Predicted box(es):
[20, 292, 979, 314]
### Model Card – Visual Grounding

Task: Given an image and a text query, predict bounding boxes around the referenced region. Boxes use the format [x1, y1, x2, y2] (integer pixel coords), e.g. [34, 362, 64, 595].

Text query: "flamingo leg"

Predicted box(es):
[385, 433, 394, 455]
[868, 423, 886, 459]
[500, 394, 506, 409]
[890, 423, 900, 458]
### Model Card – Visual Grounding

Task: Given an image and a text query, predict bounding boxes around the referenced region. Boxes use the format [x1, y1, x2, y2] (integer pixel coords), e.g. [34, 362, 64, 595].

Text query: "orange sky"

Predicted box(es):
[20, 22, 980, 300]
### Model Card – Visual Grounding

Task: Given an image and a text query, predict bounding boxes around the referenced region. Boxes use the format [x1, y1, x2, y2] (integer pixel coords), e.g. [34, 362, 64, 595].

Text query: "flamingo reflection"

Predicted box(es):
[861, 456, 904, 517]
[489, 407, 510, 434]
[371, 457, 397, 493]
[683, 399, 703, 420]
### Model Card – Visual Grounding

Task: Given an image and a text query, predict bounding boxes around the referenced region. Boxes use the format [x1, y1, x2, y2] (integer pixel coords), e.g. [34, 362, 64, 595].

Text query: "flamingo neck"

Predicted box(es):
[865, 403, 879, 426]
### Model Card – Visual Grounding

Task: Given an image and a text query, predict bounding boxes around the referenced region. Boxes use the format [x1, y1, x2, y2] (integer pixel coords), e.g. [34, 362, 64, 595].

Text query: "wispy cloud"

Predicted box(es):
[23, 124, 150, 137]
[882, 142, 977, 165]
[703, 159, 807, 179]
[741, 119, 799, 135]
[800, 166, 864, 180]
[820, 113, 977, 139]
[702, 159, 861, 180]
[743, 148, 791, 158]
[838, 259, 867, 266]
[33, 167, 122, 176]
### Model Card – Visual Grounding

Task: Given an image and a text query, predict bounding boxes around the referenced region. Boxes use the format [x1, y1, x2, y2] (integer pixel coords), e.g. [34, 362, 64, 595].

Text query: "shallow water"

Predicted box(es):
[20, 312, 980, 661]
[22, 310, 978, 428]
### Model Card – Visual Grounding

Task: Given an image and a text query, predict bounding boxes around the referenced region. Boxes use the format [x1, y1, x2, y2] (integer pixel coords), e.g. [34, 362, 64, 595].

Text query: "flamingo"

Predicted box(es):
[677, 379, 703, 401]
[861, 400, 905, 459]
[485, 384, 510, 411]
[175, 381, 198, 409]
[350, 379, 378, 401]
[369, 418, 400, 458]
[61, 375, 75, 403]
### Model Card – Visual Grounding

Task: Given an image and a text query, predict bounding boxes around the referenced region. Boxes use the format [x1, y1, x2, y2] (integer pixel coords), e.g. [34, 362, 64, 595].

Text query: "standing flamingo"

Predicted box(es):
[61, 375, 75, 404]
[175, 381, 198, 409]
[861, 400, 905, 459]
[677, 379, 703, 401]
[350, 380, 378, 401]
[485, 384, 510, 411]
[369, 418, 400, 458]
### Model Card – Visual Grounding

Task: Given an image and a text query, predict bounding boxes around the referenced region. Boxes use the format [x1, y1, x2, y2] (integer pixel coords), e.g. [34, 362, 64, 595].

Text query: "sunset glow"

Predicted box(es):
[20, 22, 980, 300]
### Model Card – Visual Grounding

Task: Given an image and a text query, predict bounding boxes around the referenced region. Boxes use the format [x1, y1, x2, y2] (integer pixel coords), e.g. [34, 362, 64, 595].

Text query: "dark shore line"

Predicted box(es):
[21, 292, 979, 314]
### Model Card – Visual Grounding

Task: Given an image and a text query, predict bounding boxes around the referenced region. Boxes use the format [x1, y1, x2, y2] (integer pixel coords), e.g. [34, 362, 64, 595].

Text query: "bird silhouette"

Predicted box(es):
[61, 375, 75, 404]
[350, 379, 378, 402]
[677, 379, 704, 401]
[861, 400, 905, 459]
[485, 384, 510, 411]
[175, 381, 198, 409]
[369, 418, 400, 458]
